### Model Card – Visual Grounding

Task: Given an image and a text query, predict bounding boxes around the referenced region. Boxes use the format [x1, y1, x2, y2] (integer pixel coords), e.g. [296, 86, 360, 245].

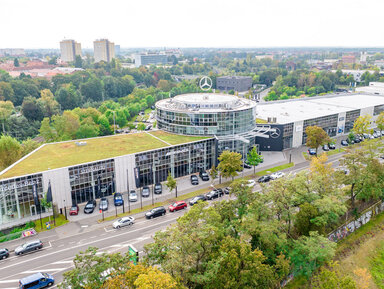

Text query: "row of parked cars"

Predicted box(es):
[257, 171, 286, 183]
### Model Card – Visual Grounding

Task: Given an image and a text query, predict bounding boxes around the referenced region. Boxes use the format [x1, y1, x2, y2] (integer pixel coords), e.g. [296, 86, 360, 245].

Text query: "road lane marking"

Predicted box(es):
[0, 280, 20, 283]
[52, 260, 73, 264]
[23, 268, 67, 273]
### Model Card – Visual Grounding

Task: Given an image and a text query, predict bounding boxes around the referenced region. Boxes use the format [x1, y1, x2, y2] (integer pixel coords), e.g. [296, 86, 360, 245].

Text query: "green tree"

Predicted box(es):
[13, 58, 19, 67]
[165, 172, 176, 195]
[137, 122, 146, 131]
[209, 165, 218, 180]
[80, 78, 103, 102]
[74, 55, 83, 68]
[352, 115, 372, 135]
[294, 203, 320, 236]
[217, 150, 242, 181]
[55, 84, 82, 110]
[21, 96, 44, 121]
[0, 81, 14, 101]
[0, 135, 22, 170]
[39, 117, 56, 142]
[98, 114, 112, 136]
[289, 231, 336, 278]
[376, 111, 384, 138]
[21, 138, 40, 156]
[38, 89, 60, 118]
[247, 146, 263, 174]
[52, 111, 80, 140]
[0, 100, 14, 133]
[311, 261, 357, 289]
[305, 125, 331, 155]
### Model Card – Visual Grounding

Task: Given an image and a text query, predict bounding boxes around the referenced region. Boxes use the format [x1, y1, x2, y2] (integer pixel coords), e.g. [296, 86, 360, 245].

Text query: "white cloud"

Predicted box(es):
[0, 0, 382, 48]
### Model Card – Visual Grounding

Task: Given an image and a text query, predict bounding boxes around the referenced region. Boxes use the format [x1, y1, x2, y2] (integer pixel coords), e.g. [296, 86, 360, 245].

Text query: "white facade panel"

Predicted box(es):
[42, 168, 71, 209]
[114, 154, 137, 193]
[292, 121, 304, 147]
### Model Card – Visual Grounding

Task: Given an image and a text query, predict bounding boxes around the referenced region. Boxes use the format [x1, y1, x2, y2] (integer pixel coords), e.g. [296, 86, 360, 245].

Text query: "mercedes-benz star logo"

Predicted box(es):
[199, 76, 213, 91]
[270, 127, 281, 139]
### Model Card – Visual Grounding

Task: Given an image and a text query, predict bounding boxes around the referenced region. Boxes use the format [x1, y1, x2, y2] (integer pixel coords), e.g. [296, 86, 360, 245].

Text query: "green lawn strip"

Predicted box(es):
[34, 214, 69, 232]
[253, 162, 294, 177]
[370, 242, 384, 287]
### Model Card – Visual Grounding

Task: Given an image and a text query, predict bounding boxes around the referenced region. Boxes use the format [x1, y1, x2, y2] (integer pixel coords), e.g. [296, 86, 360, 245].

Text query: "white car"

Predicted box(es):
[129, 191, 138, 202]
[247, 180, 256, 187]
[113, 216, 135, 229]
[270, 172, 285, 180]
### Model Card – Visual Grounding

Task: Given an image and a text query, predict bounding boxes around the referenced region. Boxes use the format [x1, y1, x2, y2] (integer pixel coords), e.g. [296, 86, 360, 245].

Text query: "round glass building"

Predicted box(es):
[156, 93, 257, 153]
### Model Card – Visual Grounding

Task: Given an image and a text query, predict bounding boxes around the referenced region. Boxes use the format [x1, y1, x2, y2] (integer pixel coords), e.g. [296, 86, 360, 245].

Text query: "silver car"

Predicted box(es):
[113, 216, 135, 229]
[129, 191, 138, 202]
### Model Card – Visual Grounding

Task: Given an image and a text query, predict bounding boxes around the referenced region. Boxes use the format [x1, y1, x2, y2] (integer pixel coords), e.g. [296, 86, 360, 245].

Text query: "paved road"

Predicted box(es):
[0, 149, 346, 289]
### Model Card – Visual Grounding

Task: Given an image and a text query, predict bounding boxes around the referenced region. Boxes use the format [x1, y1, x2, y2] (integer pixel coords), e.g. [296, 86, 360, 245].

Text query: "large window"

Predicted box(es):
[69, 159, 115, 205]
[0, 174, 43, 225]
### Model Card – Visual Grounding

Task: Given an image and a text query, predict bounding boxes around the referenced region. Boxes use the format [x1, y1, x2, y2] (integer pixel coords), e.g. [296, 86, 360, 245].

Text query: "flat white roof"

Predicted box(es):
[257, 93, 384, 124]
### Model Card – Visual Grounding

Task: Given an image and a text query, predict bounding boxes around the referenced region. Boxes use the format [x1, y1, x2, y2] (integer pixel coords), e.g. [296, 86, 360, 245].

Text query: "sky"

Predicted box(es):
[0, 0, 383, 49]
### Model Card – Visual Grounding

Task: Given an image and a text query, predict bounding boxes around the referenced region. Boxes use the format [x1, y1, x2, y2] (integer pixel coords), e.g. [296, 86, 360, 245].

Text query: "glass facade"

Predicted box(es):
[157, 108, 256, 136]
[69, 159, 115, 206]
[374, 104, 384, 116]
[345, 110, 360, 133]
[135, 139, 216, 187]
[0, 174, 43, 225]
[302, 114, 338, 144]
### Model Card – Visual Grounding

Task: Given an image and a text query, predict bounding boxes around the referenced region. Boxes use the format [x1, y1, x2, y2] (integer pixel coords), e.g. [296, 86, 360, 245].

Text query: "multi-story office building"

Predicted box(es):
[94, 39, 115, 63]
[134, 53, 168, 67]
[216, 76, 253, 92]
[60, 40, 81, 62]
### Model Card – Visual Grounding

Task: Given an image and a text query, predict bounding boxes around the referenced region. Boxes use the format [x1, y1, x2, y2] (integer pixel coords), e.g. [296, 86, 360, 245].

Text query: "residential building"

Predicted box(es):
[216, 76, 252, 92]
[94, 39, 115, 63]
[0, 49, 25, 57]
[342, 55, 356, 64]
[60, 40, 81, 62]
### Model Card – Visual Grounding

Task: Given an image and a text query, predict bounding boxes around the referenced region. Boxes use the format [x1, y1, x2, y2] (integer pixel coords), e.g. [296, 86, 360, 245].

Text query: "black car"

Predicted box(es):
[308, 148, 316, 155]
[189, 195, 207, 206]
[142, 186, 150, 198]
[242, 163, 252, 169]
[190, 175, 199, 185]
[328, 143, 336, 150]
[154, 183, 162, 194]
[353, 137, 361, 143]
[199, 171, 209, 181]
[322, 144, 329, 151]
[341, 140, 349, 146]
[0, 248, 9, 259]
[145, 206, 166, 219]
[258, 175, 271, 183]
[206, 189, 224, 200]
[84, 199, 97, 214]
[99, 197, 109, 211]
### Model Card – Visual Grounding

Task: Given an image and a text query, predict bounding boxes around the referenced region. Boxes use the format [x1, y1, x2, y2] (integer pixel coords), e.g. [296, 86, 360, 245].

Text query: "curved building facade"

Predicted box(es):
[156, 93, 258, 154]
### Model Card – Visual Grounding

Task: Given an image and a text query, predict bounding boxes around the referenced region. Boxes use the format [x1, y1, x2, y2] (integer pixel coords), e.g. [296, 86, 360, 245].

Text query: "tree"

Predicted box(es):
[38, 89, 60, 118]
[39, 117, 56, 142]
[247, 146, 263, 174]
[60, 247, 134, 289]
[0, 81, 14, 101]
[294, 203, 320, 236]
[13, 58, 19, 67]
[209, 165, 218, 180]
[21, 96, 44, 121]
[55, 84, 82, 110]
[217, 150, 242, 181]
[165, 172, 176, 195]
[80, 78, 103, 102]
[21, 138, 40, 156]
[376, 111, 384, 138]
[288, 231, 336, 278]
[305, 126, 331, 155]
[0, 135, 22, 170]
[137, 122, 146, 131]
[311, 261, 357, 289]
[98, 115, 112, 136]
[352, 115, 372, 135]
[74, 55, 83, 68]
[52, 111, 80, 140]
[0, 100, 14, 133]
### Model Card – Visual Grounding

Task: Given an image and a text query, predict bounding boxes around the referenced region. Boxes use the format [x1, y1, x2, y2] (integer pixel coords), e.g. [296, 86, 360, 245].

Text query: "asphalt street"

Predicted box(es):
[0, 147, 346, 289]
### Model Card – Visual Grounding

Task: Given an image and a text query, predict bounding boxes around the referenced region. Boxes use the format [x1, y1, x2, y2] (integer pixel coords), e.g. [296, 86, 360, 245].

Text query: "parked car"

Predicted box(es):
[15, 239, 43, 255]
[205, 189, 224, 200]
[169, 201, 187, 212]
[113, 216, 135, 229]
[246, 180, 256, 187]
[99, 197, 109, 211]
[190, 175, 199, 185]
[142, 186, 150, 198]
[69, 205, 79, 215]
[189, 195, 207, 206]
[328, 143, 336, 150]
[19, 272, 54, 289]
[341, 140, 349, 146]
[223, 187, 231, 194]
[322, 144, 329, 151]
[114, 193, 124, 206]
[199, 171, 209, 181]
[308, 148, 316, 155]
[145, 206, 166, 219]
[129, 190, 138, 202]
[242, 163, 252, 169]
[84, 199, 97, 214]
[0, 248, 9, 259]
[258, 175, 271, 183]
[270, 172, 285, 180]
[353, 137, 361, 143]
[154, 183, 162, 194]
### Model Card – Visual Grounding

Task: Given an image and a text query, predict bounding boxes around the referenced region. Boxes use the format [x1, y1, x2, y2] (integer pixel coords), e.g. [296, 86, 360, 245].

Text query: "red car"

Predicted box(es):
[69, 205, 79, 215]
[168, 201, 187, 212]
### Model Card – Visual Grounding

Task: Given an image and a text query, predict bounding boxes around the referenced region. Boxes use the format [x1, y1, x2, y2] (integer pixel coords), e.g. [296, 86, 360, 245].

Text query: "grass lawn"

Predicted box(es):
[1, 131, 205, 179]
[253, 162, 294, 177]
[34, 214, 69, 232]
[149, 130, 210, 145]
